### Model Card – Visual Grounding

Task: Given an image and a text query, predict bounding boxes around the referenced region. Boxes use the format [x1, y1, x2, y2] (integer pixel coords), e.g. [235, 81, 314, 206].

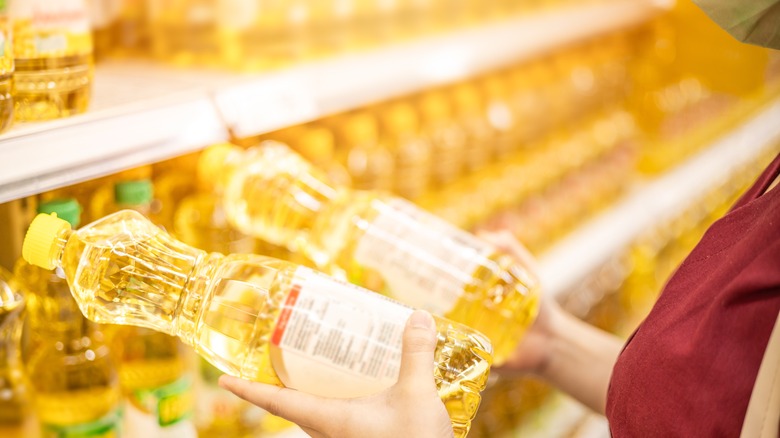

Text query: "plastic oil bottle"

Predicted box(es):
[107, 180, 197, 438]
[22, 210, 493, 438]
[10, 0, 93, 120]
[0, 0, 13, 133]
[174, 176, 290, 437]
[219, 0, 310, 70]
[334, 112, 395, 192]
[282, 125, 352, 189]
[451, 82, 495, 172]
[198, 142, 540, 364]
[0, 267, 27, 436]
[377, 101, 433, 201]
[13, 199, 123, 437]
[418, 90, 467, 188]
[148, 0, 220, 66]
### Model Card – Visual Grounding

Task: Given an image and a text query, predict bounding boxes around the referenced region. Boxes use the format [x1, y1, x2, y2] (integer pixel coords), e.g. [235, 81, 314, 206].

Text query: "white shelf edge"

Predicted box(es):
[0, 0, 659, 203]
[538, 98, 780, 298]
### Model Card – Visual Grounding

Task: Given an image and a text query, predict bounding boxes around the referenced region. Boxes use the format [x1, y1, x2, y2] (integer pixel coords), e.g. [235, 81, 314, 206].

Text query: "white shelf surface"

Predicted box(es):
[0, 0, 659, 203]
[538, 98, 780, 298]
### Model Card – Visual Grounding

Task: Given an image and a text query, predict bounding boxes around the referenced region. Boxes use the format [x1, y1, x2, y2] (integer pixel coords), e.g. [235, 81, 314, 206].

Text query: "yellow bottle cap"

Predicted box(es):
[419, 92, 450, 122]
[197, 143, 240, 187]
[22, 213, 71, 270]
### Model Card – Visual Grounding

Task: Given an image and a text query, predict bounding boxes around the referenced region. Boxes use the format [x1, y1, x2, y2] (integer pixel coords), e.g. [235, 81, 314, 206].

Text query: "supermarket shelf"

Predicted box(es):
[538, 98, 780, 298]
[0, 0, 659, 204]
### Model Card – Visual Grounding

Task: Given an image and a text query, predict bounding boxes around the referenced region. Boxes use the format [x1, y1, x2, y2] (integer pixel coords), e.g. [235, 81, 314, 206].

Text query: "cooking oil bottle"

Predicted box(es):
[23, 210, 493, 438]
[480, 74, 519, 158]
[148, 0, 220, 66]
[199, 142, 539, 364]
[14, 199, 123, 437]
[418, 90, 467, 188]
[0, 267, 27, 435]
[377, 101, 433, 201]
[0, 0, 13, 133]
[87, 166, 153, 223]
[174, 180, 289, 437]
[219, 0, 310, 70]
[334, 112, 395, 192]
[285, 125, 352, 189]
[152, 152, 201, 234]
[451, 83, 495, 172]
[108, 180, 197, 438]
[10, 0, 93, 120]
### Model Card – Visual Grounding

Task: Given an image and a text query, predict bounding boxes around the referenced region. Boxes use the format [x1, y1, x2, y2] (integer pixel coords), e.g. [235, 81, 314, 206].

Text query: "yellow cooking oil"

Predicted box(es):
[0, 267, 26, 431]
[334, 112, 395, 192]
[11, 0, 93, 121]
[109, 180, 197, 437]
[13, 199, 123, 436]
[198, 142, 540, 364]
[174, 186, 281, 437]
[148, 0, 220, 67]
[219, 0, 310, 70]
[284, 125, 352, 189]
[0, 0, 13, 133]
[22, 210, 494, 438]
[152, 152, 201, 234]
[377, 101, 433, 201]
[451, 83, 495, 172]
[480, 74, 519, 158]
[418, 90, 467, 187]
[86, 166, 153, 223]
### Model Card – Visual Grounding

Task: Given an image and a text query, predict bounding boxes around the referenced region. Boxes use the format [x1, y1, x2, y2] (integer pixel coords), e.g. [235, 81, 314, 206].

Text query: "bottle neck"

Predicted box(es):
[172, 252, 223, 347]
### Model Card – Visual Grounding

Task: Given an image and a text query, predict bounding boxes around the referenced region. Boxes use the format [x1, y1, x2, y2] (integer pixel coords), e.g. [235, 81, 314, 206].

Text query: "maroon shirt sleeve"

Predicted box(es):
[606, 152, 780, 436]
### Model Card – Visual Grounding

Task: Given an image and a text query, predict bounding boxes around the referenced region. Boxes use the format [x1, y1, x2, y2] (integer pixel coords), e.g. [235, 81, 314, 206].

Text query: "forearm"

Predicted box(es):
[538, 307, 624, 415]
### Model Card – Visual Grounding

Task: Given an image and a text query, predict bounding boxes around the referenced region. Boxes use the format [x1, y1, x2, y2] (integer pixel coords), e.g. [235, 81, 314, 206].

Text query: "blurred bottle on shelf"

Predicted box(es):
[148, 0, 220, 66]
[0, 267, 27, 436]
[11, 0, 93, 120]
[87, 165, 153, 223]
[377, 101, 433, 200]
[219, 0, 310, 71]
[283, 125, 352, 188]
[152, 152, 201, 234]
[198, 141, 539, 364]
[451, 83, 495, 172]
[334, 112, 395, 192]
[13, 199, 123, 437]
[0, 0, 13, 133]
[23, 209, 493, 438]
[418, 90, 467, 188]
[480, 73, 519, 158]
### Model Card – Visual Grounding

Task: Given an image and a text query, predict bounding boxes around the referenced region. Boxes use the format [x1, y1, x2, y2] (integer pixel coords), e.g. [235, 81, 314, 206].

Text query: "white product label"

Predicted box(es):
[353, 198, 494, 315]
[268, 267, 413, 398]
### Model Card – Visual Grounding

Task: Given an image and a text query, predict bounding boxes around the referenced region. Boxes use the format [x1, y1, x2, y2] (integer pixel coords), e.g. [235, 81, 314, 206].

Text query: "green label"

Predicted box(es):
[41, 406, 123, 438]
[131, 376, 193, 427]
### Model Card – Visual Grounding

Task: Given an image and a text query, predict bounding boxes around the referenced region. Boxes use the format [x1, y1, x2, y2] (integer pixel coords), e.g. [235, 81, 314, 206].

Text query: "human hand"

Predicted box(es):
[478, 230, 564, 376]
[218, 310, 454, 438]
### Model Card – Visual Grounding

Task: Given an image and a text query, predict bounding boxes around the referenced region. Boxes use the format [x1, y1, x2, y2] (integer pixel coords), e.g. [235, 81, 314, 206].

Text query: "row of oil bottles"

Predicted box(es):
[467, 143, 780, 438]
[91, 0, 592, 67]
[0, 0, 597, 129]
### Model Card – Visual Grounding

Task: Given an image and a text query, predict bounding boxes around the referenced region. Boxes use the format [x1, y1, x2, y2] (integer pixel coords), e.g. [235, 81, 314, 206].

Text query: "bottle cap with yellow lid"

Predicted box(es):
[22, 213, 72, 270]
[340, 114, 378, 145]
[197, 143, 241, 187]
[381, 103, 418, 133]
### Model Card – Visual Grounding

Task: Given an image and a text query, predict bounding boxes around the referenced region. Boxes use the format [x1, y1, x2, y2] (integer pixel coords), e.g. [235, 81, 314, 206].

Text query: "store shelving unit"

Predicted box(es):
[538, 97, 780, 299]
[0, 0, 659, 204]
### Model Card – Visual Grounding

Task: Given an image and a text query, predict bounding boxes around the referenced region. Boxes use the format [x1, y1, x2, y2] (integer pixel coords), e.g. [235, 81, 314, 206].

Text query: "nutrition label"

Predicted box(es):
[353, 197, 495, 315]
[269, 267, 413, 398]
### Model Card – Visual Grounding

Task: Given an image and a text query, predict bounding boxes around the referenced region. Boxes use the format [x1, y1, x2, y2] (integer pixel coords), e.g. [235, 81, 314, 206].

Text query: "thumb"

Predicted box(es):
[397, 310, 438, 390]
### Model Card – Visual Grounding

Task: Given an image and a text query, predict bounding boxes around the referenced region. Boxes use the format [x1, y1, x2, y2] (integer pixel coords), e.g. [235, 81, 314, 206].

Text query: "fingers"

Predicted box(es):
[218, 375, 342, 431]
[397, 310, 438, 391]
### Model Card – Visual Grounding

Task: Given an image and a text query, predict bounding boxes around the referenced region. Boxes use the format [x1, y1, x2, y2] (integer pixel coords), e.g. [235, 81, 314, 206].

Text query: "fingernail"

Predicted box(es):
[408, 310, 435, 329]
